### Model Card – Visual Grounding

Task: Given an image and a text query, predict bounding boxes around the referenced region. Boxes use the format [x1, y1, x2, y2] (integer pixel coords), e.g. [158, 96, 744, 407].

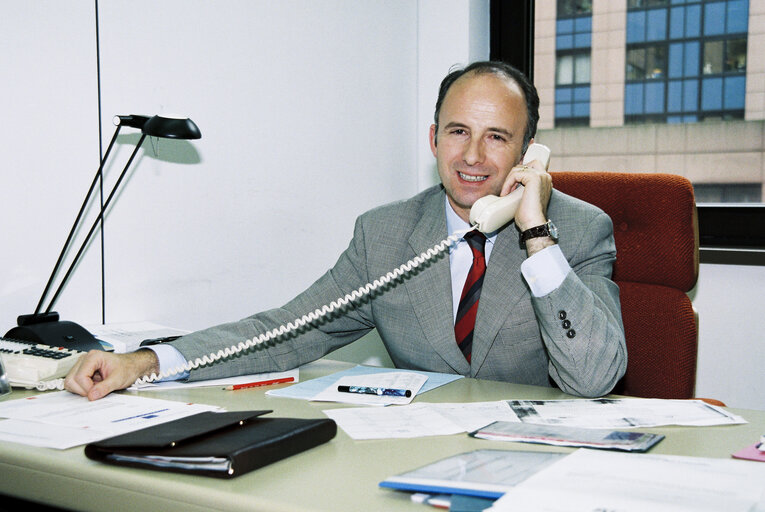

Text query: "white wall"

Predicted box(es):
[0, 1, 486, 342]
[692, 264, 765, 410]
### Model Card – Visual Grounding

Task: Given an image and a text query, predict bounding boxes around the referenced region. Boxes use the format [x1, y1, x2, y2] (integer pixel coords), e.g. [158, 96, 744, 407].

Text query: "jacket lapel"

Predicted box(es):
[405, 190, 471, 375]
[470, 225, 530, 374]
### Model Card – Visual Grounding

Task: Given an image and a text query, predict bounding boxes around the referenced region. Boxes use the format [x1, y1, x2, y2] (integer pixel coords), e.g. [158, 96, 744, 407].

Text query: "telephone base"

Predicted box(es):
[5, 315, 103, 352]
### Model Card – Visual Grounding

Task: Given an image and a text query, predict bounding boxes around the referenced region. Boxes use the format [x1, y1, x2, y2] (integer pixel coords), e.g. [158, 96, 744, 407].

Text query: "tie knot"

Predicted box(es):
[464, 230, 487, 254]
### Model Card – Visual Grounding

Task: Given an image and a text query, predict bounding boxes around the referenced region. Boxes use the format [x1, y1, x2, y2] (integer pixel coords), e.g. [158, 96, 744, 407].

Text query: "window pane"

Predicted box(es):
[686, 4, 701, 37]
[684, 41, 699, 76]
[668, 80, 682, 111]
[645, 81, 665, 112]
[703, 41, 724, 74]
[558, 0, 593, 17]
[669, 42, 683, 78]
[573, 101, 590, 116]
[557, 18, 574, 33]
[574, 54, 591, 83]
[627, 11, 646, 43]
[573, 86, 590, 101]
[646, 45, 667, 78]
[556, 87, 573, 102]
[726, 38, 747, 72]
[702, 77, 723, 110]
[574, 32, 592, 48]
[669, 6, 684, 39]
[646, 9, 667, 41]
[556, 102, 573, 117]
[626, 48, 647, 79]
[724, 75, 745, 109]
[704, 2, 726, 36]
[683, 79, 698, 110]
[557, 34, 574, 49]
[726, 0, 748, 34]
[625, 83, 644, 114]
[557, 55, 574, 85]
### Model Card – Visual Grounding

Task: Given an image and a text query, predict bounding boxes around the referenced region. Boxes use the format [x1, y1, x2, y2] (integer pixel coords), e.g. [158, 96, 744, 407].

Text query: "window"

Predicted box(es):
[555, 1, 592, 127]
[624, 0, 747, 124]
[694, 184, 763, 203]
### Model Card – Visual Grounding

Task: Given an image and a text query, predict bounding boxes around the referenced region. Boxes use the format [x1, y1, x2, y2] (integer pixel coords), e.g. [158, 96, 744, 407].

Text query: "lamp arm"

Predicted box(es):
[33, 126, 123, 315]
[43, 133, 147, 314]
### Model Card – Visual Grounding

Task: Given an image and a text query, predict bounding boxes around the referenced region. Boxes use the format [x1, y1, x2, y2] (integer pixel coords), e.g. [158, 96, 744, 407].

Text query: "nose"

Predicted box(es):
[463, 136, 484, 166]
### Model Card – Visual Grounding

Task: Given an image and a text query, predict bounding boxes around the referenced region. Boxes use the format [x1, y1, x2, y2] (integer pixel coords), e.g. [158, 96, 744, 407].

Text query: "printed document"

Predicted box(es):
[488, 449, 765, 512]
[0, 391, 220, 449]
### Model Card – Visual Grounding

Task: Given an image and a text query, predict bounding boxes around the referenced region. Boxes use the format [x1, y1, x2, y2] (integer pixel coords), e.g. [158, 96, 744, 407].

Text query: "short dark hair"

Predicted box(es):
[433, 61, 540, 153]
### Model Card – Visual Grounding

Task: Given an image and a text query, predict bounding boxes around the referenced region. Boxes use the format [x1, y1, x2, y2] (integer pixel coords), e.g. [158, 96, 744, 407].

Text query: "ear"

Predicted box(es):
[520, 137, 535, 164]
[429, 124, 438, 157]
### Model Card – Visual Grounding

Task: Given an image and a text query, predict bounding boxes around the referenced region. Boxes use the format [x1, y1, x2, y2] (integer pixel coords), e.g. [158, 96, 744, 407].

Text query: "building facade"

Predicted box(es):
[534, 0, 764, 202]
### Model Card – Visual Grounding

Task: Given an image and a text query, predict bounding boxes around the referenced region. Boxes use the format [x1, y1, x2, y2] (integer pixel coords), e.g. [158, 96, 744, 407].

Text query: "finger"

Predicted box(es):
[500, 164, 533, 196]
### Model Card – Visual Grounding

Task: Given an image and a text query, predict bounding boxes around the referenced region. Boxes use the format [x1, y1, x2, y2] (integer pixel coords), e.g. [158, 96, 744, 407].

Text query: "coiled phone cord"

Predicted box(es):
[39, 228, 474, 392]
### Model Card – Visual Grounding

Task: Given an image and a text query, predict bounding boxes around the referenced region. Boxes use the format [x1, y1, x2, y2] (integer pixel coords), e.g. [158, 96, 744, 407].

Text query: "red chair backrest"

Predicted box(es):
[551, 172, 699, 398]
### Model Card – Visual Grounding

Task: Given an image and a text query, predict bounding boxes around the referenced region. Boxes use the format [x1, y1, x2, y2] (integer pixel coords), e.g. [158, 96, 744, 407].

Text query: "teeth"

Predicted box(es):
[459, 172, 487, 182]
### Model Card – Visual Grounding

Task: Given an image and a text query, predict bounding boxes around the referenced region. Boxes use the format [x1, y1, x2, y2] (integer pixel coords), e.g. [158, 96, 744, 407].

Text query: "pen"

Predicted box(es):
[139, 335, 182, 346]
[224, 377, 295, 390]
[337, 385, 412, 397]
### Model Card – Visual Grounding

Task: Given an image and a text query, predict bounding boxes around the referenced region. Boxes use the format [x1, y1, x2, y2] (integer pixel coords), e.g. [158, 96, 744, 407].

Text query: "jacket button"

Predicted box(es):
[558, 310, 567, 320]
[566, 329, 576, 339]
[562, 319, 571, 329]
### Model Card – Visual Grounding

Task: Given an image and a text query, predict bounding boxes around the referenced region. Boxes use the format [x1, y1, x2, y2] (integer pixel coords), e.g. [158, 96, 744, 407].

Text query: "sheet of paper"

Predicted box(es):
[488, 449, 765, 512]
[506, 398, 746, 428]
[0, 391, 220, 449]
[129, 369, 299, 391]
[86, 321, 189, 353]
[312, 372, 427, 405]
[323, 401, 518, 440]
[266, 365, 462, 400]
[324, 402, 465, 439]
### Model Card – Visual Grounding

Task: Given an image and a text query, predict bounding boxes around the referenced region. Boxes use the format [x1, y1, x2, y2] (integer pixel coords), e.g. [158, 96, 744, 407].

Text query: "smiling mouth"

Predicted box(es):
[458, 171, 488, 183]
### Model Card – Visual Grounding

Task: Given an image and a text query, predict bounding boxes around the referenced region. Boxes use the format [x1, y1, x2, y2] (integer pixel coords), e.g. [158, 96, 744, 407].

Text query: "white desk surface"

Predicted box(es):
[1, 359, 763, 512]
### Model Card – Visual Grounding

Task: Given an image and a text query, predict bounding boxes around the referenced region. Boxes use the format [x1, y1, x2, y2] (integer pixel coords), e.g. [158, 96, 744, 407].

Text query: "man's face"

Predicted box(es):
[430, 72, 528, 222]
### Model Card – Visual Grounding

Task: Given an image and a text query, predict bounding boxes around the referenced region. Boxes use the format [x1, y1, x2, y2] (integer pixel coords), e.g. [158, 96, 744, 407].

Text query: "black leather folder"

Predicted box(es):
[84, 410, 337, 478]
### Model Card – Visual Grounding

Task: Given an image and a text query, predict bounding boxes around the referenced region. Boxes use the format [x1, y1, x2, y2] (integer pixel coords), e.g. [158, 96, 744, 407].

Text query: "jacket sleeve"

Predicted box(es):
[530, 210, 627, 397]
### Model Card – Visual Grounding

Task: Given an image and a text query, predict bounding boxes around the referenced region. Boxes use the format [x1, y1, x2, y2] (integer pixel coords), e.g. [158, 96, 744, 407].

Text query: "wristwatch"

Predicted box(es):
[519, 220, 558, 244]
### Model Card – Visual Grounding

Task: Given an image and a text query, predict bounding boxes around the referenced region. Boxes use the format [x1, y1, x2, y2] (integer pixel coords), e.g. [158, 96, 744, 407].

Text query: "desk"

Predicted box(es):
[1, 359, 763, 512]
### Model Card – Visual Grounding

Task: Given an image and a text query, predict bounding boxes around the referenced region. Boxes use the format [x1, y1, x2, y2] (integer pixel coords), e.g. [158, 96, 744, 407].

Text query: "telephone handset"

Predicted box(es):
[39, 144, 553, 392]
[469, 143, 551, 233]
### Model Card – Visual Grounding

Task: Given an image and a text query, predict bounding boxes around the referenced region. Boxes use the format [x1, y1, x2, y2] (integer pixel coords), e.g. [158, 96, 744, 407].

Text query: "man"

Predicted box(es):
[66, 61, 626, 400]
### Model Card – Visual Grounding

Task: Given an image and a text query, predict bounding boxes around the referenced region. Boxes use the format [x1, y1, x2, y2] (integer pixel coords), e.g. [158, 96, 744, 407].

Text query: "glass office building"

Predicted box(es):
[534, 0, 762, 202]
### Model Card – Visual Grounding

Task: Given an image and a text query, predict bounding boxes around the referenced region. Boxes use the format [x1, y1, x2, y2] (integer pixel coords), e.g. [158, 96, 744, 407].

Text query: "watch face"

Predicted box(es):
[548, 221, 559, 240]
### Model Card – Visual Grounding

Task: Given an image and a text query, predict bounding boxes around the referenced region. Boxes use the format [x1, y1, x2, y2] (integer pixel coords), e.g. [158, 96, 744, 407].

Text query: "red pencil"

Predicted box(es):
[223, 377, 295, 390]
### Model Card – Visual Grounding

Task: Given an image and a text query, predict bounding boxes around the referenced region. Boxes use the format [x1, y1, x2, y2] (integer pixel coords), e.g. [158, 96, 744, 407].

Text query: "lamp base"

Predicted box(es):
[5, 312, 104, 352]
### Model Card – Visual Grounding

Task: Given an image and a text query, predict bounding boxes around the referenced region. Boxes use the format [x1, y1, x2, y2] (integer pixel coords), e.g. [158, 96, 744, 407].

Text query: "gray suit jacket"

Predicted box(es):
[172, 185, 626, 397]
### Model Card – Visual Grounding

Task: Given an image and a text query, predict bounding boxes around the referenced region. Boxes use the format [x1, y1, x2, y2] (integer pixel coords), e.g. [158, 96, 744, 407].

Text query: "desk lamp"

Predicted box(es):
[4, 115, 201, 351]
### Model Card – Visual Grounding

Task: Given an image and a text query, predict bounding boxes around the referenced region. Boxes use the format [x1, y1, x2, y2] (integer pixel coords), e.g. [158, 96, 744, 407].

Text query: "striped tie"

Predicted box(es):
[455, 230, 487, 363]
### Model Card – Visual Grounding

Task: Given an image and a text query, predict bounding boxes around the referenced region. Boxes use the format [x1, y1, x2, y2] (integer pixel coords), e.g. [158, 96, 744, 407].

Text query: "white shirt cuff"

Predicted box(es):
[520, 244, 571, 297]
[145, 344, 189, 381]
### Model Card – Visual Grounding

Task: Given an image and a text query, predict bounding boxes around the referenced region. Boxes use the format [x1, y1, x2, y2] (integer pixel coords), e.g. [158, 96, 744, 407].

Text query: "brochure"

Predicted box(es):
[470, 421, 664, 452]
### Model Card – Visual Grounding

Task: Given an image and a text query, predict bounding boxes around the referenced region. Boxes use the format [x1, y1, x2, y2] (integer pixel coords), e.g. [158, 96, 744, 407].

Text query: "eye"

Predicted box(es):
[489, 133, 507, 142]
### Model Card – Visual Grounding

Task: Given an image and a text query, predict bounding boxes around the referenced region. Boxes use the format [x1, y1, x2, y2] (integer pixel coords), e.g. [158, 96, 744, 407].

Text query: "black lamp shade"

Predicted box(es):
[142, 115, 201, 139]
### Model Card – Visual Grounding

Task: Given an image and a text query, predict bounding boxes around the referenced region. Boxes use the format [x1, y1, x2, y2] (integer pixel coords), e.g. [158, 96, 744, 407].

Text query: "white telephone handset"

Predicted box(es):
[469, 143, 551, 233]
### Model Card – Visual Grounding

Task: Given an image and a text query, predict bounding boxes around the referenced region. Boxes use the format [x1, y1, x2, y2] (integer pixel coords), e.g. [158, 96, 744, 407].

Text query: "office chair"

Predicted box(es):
[550, 171, 718, 403]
